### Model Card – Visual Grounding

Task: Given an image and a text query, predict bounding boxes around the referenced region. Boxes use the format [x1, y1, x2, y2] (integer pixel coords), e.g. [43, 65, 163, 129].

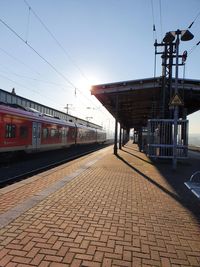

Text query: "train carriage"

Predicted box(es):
[97, 128, 107, 143]
[76, 124, 97, 145]
[0, 103, 106, 155]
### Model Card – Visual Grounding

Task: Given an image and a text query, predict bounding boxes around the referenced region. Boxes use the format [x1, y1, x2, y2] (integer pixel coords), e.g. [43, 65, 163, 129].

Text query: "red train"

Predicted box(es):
[0, 103, 106, 155]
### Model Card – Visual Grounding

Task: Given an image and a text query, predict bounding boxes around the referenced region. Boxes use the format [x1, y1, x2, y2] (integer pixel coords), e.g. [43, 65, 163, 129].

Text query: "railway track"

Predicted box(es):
[0, 143, 111, 188]
[1, 142, 197, 188]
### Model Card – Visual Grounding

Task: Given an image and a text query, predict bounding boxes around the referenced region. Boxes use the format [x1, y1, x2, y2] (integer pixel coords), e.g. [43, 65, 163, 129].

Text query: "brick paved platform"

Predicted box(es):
[0, 143, 200, 267]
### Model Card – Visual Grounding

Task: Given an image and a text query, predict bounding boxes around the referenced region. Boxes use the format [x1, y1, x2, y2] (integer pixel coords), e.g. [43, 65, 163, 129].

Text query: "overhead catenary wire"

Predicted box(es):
[0, 56, 104, 122]
[0, 44, 91, 113]
[150, 0, 164, 43]
[150, 0, 157, 41]
[0, 47, 84, 104]
[0, 67, 72, 89]
[188, 9, 200, 29]
[25, 5, 31, 43]
[150, 0, 158, 117]
[0, 11, 112, 122]
[23, 0, 106, 117]
[0, 73, 62, 105]
[181, 62, 186, 100]
[150, 0, 158, 78]
[0, 7, 114, 124]
[159, 0, 163, 41]
[0, 72, 91, 117]
[0, 46, 41, 75]
[0, 17, 104, 114]
[0, 17, 75, 87]
[184, 9, 200, 60]
[23, 0, 90, 83]
[188, 40, 200, 55]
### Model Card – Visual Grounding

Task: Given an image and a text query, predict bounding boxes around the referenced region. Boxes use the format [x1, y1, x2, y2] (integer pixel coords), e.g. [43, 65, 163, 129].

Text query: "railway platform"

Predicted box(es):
[0, 142, 200, 267]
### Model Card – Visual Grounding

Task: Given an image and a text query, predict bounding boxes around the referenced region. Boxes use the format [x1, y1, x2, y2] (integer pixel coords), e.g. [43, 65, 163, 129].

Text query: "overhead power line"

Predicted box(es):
[0, 46, 41, 75]
[186, 10, 200, 55]
[151, 0, 157, 41]
[0, 68, 71, 89]
[159, 0, 163, 40]
[188, 10, 200, 29]
[188, 40, 200, 55]
[25, 5, 31, 43]
[0, 71, 91, 116]
[150, 0, 163, 42]
[0, 16, 110, 119]
[0, 73, 61, 105]
[23, 0, 90, 83]
[0, 17, 91, 101]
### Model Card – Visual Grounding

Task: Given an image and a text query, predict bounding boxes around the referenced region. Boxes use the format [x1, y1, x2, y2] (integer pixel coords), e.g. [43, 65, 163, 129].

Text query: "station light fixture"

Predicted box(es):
[163, 29, 194, 43]
[163, 32, 175, 43]
[181, 30, 194, 41]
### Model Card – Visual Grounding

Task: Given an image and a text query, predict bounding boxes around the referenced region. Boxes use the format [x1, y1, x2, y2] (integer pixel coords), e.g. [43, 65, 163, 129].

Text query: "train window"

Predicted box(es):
[57, 128, 62, 137]
[50, 128, 57, 137]
[71, 128, 76, 138]
[20, 126, 28, 138]
[62, 128, 67, 137]
[43, 128, 49, 138]
[79, 132, 82, 139]
[5, 124, 16, 138]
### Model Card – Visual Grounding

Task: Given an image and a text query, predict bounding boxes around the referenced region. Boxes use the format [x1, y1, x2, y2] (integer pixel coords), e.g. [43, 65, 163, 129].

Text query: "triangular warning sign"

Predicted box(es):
[169, 94, 184, 106]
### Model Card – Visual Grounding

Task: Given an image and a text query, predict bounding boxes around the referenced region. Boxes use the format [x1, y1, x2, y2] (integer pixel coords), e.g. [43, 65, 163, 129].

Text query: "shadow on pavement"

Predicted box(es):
[117, 143, 200, 222]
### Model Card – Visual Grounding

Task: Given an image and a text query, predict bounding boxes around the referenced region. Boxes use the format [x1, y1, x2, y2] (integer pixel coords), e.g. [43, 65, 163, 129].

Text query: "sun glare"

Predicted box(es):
[76, 74, 100, 94]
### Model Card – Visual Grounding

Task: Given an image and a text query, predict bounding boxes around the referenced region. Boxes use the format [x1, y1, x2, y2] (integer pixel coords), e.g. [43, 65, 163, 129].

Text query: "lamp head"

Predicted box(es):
[181, 30, 194, 41]
[163, 32, 175, 43]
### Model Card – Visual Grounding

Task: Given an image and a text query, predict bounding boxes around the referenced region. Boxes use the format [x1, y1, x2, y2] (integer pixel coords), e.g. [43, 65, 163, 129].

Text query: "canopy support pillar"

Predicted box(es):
[114, 94, 119, 155]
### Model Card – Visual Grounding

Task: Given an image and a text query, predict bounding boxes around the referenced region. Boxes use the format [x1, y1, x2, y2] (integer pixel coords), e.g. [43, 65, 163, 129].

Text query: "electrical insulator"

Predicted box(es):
[182, 50, 187, 63]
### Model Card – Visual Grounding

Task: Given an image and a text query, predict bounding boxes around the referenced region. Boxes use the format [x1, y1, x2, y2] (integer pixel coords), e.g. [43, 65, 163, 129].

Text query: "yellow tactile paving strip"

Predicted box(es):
[0, 143, 200, 267]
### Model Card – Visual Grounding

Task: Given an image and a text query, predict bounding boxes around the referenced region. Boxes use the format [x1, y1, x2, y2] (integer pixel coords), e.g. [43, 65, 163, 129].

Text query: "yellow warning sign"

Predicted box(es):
[169, 94, 184, 106]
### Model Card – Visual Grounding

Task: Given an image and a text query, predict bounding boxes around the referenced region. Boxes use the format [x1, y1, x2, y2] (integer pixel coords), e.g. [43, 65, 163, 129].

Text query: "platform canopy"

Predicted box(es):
[91, 77, 200, 130]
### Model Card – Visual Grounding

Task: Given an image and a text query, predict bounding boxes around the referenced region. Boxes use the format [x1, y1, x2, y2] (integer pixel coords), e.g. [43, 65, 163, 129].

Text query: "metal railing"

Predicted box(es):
[147, 119, 188, 158]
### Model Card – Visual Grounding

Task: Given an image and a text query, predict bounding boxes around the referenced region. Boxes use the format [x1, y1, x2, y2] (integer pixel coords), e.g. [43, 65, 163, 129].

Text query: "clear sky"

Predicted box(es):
[0, 0, 199, 137]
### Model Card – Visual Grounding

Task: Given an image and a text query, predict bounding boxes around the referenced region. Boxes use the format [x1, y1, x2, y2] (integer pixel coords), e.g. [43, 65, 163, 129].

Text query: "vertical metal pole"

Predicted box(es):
[122, 129, 125, 146]
[114, 94, 119, 155]
[173, 30, 180, 170]
[127, 128, 130, 143]
[161, 44, 167, 118]
[119, 125, 122, 149]
[138, 127, 142, 152]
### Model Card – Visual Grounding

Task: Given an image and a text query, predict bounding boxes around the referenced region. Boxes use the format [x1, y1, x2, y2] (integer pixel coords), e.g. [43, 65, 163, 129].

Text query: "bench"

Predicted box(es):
[184, 171, 200, 199]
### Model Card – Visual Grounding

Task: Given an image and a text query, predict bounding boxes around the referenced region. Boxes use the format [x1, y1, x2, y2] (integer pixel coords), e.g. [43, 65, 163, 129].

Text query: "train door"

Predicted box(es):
[32, 122, 41, 150]
[62, 127, 67, 145]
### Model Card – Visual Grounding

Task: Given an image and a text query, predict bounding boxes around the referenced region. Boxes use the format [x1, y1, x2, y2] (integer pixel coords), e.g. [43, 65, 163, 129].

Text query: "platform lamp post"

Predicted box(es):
[163, 29, 194, 169]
